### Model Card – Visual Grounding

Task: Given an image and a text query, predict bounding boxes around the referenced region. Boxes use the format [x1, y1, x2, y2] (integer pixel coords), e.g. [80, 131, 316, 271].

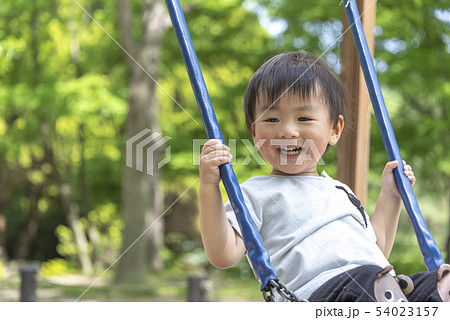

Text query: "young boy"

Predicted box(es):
[198, 52, 450, 302]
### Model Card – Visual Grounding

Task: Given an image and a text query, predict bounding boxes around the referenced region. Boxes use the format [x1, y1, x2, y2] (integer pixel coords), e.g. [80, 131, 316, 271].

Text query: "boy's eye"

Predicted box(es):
[298, 117, 311, 122]
[264, 118, 279, 123]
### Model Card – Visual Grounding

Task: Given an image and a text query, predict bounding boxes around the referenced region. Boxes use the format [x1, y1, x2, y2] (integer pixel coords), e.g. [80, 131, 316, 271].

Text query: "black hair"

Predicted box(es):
[243, 52, 348, 133]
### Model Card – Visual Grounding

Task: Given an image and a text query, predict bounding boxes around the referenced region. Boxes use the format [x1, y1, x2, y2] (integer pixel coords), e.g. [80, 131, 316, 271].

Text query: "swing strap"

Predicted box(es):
[335, 186, 368, 228]
[343, 0, 444, 270]
[165, 0, 291, 297]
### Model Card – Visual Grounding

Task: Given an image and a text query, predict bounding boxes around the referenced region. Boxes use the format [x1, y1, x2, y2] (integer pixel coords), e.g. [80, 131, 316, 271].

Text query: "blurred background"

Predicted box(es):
[0, 0, 448, 301]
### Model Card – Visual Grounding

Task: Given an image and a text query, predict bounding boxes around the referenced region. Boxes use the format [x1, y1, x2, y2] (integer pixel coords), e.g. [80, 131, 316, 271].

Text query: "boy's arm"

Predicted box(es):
[371, 161, 415, 258]
[199, 139, 246, 269]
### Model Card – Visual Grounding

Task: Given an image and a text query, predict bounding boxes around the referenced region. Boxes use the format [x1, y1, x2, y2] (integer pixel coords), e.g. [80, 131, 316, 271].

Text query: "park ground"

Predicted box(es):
[0, 267, 261, 302]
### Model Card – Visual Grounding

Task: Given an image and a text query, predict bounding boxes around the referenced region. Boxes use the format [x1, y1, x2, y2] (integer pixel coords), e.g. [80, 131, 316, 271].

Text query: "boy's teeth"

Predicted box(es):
[280, 147, 301, 155]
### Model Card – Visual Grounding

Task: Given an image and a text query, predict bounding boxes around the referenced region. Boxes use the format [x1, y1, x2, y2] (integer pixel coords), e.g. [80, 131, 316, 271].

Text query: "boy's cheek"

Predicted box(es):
[257, 144, 276, 165]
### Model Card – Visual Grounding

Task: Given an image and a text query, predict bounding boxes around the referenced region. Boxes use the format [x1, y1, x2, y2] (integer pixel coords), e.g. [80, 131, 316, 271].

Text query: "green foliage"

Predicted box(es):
[0, 0, 125, 262]
[0, 260, 6, 279]
[41, 258, 80, 277]
[55, 203, 123, 269]
[56, 225, 78, 257]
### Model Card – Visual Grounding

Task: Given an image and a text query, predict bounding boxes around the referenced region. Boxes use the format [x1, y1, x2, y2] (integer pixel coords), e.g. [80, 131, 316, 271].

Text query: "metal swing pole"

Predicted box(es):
[164, 0, 290, 298]
[343, 0, 444, 270]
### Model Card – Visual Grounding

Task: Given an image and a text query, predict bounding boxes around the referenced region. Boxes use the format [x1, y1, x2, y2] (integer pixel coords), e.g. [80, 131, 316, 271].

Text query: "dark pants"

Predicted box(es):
[308, 265, 442, 302]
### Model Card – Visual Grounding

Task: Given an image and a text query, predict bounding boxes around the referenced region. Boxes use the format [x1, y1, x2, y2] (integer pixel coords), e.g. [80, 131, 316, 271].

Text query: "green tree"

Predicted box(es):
[0, 0, 126, 272]
[113, 0, 172, 283]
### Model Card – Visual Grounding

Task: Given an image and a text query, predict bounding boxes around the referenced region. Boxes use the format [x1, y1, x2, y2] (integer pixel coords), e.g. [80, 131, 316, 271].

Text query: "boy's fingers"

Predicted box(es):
[220, 155, 232, 163]
[202, 139, 221, 150]
[202, 140, 229, 153]
[406, 171, 415, 180]
[409, 175, 416, 186]
[205, 138, 221, 145]
[212, 149, 231, 159]
[400, 162, 415, 185]
[201, 150, 232, 162]
[383, 160, 398, 174]
[207, 156, 232, 166]
[209, 144, 230, 152]
[387, 160, 399, 167]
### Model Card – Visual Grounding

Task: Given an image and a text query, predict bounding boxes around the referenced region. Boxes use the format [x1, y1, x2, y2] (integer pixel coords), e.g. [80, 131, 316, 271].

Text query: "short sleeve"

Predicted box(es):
[224, 180, 263, 238]
[224, 200, 242, 237]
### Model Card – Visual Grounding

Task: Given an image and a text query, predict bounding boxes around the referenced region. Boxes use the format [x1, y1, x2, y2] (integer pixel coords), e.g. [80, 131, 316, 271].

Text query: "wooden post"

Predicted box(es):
[337, 0, 376, 207]
[187, 274, 210, 302]
[20, 264, 39, 302]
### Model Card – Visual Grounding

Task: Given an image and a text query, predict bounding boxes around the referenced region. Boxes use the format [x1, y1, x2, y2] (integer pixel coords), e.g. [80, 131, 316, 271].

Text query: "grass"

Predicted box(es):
[0, 269, 262, 302]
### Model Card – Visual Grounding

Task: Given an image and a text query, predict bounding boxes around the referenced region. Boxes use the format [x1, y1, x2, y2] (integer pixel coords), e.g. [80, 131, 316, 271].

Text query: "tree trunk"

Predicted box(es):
[60, 182, 93, 275]
[16, 3, 43, 260]
[114, 0, 170, 283]
[0, 158, 8, 262]
[446, 178, 450, 263]
[68, 201, 93, 275]
[17, 184, 44, 259]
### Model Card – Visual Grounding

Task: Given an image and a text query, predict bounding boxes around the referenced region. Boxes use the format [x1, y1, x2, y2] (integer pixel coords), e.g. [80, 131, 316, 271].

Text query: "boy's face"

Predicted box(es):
[251, 93, 344, 176]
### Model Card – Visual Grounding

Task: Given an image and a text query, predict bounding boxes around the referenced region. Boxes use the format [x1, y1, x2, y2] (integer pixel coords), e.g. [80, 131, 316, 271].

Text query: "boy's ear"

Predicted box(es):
[328, 115, 345, 145]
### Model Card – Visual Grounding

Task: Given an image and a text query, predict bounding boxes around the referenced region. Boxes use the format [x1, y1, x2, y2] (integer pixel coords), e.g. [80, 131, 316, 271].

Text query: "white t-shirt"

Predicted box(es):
[225, 172, 391, 300]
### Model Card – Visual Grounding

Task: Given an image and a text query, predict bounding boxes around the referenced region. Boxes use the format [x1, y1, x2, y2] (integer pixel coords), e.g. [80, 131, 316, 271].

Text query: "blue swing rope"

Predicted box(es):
[164, 0, 282, 296]
[344, 0, 444, 271]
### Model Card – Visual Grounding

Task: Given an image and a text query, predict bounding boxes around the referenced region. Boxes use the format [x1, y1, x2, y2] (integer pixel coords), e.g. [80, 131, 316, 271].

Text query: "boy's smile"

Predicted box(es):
[251, 93, 344, 176]
[279, 145, 302, 156]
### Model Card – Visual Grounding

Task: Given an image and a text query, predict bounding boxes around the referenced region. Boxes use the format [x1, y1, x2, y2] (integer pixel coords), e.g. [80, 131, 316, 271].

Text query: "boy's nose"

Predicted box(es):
[279, 124, 299, 138]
